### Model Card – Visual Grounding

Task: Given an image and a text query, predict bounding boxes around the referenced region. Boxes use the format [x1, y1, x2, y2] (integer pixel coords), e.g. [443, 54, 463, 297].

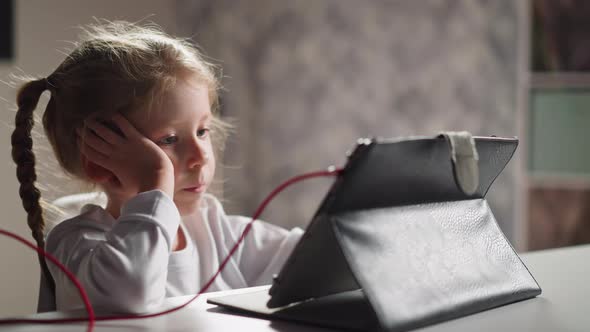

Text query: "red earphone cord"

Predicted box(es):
[0, 167, 343, 330]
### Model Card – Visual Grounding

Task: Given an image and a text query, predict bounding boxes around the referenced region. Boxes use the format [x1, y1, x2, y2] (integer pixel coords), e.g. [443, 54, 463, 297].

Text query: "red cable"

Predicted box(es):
[0, 167, 343, 327]
[0, 229, 95, 329]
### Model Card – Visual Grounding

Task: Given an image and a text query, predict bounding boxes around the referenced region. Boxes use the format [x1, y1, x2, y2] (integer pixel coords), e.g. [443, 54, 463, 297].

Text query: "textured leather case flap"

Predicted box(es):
[331, 199, 541, 332]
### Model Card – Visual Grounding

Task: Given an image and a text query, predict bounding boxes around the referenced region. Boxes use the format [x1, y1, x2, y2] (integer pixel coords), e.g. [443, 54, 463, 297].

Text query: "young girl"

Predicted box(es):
[11, 21, 303, 314]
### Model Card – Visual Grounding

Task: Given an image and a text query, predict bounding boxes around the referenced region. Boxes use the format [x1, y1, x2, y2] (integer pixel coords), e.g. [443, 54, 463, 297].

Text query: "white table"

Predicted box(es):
[1, 244, 589, 331]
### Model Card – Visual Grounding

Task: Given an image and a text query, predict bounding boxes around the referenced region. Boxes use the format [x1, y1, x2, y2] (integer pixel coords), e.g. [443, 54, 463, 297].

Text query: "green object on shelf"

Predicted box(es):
[529, 89, 590, 175]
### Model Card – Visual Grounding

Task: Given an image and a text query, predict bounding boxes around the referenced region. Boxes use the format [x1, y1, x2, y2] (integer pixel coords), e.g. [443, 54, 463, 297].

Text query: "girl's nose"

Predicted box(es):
[187, 140, 209, 168]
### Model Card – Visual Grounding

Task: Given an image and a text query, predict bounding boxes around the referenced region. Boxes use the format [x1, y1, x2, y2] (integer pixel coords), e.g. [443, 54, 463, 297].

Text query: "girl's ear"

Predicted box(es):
[81, 156, 114, 183]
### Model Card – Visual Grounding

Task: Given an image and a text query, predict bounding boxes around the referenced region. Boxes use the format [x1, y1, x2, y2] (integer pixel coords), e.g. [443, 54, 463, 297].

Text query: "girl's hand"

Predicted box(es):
[78, 113, 174, 198]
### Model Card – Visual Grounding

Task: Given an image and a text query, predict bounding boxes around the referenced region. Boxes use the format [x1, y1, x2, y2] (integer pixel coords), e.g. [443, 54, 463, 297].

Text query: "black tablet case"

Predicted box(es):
[209, 135, 541, 332]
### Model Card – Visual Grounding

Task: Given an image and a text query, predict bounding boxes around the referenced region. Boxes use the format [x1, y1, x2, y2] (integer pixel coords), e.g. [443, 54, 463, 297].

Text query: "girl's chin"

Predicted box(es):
[174, 190, 205, 216]
[176, 202, 201, 216]
[173, 194, 203, 216]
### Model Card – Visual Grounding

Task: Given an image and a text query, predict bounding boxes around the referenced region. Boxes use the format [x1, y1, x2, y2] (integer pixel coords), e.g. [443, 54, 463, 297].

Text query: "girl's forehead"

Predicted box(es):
[128, 79, 211, 131]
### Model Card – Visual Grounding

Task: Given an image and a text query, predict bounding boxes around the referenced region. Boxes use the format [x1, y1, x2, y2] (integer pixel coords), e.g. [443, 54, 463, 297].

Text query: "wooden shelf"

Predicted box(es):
[531, 72, 590, 89]
[529, 172, 590, 190]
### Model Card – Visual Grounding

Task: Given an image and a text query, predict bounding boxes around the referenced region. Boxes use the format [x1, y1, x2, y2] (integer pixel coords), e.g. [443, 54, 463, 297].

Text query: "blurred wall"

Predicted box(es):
[0, 0, 176, 316]
[177, 1, 528, 248]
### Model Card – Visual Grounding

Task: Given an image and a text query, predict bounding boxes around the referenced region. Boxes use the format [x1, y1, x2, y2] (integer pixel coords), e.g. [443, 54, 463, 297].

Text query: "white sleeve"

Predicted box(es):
[45, 190, 180, 314]
[229, 216, 303, 287]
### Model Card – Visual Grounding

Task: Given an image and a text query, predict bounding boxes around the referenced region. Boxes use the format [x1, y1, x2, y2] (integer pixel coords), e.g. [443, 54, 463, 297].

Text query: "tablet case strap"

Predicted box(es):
[440, 131, 479, 195]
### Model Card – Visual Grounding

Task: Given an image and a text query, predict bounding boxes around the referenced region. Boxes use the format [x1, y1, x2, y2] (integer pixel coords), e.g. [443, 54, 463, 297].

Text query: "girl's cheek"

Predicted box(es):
[163, 148, 181, 173]
[205, 144, 215, 168]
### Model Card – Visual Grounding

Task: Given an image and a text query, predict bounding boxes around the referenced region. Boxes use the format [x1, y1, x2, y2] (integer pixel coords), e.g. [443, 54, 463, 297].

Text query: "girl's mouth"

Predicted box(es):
[183, 184, 206, 193]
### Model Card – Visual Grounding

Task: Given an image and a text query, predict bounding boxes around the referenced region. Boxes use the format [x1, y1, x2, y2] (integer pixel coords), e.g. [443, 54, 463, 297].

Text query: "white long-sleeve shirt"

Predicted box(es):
[43, 190, 303, 314]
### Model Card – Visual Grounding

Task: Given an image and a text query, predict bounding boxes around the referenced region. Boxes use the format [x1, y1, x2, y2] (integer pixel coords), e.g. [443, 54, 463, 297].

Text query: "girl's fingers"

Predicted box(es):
[78, 137, 111, 169]
[110, 113, 142, 139]
[77, 128, 113, 156]
[85, 121, 125, 145]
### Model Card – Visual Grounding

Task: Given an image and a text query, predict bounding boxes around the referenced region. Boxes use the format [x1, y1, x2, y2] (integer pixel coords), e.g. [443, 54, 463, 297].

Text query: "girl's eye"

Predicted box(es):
[197, 128, 210, 138]
[158, 135, 179, 145]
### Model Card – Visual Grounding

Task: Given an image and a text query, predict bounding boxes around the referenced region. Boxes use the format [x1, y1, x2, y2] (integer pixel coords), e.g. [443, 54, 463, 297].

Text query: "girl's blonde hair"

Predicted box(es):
[11, 21, 229, 292]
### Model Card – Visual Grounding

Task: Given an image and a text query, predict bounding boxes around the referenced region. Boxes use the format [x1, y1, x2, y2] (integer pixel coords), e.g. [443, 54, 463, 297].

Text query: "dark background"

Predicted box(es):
[0, 0, 14, 60]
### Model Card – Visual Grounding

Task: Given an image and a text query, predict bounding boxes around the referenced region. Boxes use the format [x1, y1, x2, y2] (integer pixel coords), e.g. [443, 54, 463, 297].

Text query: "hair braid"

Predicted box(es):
[11, 78, 55, 294]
